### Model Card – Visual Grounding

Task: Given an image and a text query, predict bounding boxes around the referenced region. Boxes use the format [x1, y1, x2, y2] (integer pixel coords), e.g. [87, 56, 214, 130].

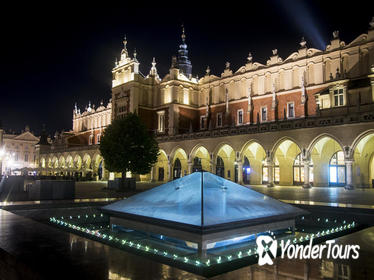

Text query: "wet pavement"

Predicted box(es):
[250, 185, 374, 208]
[1, 207, 374, 279]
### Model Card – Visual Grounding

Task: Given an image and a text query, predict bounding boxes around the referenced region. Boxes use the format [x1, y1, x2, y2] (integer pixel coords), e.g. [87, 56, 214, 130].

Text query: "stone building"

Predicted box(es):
[39, 18, 374, 188]
[1, 126, 39, 175]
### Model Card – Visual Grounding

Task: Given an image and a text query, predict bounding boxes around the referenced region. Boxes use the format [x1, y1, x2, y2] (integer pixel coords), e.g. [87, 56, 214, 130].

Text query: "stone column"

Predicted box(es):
[303, 160, 311, 189]
[266, 154, 274, 188]
[150, 166, 154, 182]
[210, 160, 216, 174]
[188, 160, 193, 174]
[237, 160, 243, 184]
[167, 161, 172, 181]
[345, 160, 354, 190]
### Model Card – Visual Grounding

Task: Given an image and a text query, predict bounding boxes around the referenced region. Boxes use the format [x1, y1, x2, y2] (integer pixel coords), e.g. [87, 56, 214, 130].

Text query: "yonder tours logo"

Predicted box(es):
[256, 235, 360, 266]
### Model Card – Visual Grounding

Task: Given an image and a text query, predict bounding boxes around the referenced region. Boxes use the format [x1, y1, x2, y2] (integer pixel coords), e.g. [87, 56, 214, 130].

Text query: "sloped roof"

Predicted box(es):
[102, 172, 306, 231]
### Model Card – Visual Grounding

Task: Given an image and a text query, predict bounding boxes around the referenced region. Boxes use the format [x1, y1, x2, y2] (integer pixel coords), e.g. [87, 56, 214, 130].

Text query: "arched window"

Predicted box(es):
[329, 151, 345, 186]
[293, 153, 314, 185]
[192, 157, 202, 172]
[173, 158, 182, 179]
[216, 156, 225, 177]
[243, 156, 250, 184]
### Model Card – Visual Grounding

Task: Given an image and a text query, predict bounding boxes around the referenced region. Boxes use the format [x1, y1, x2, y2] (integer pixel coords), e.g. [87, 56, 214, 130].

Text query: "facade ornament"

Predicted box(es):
[206, 66, 210, 76]
[272, 49, 278, 56]
[149, 57, 158, 76]
[115, 57, 118, 66]
[133, 48, 137, 61]
[225, 61, 230, 70]
[120, 35, 129, 61]
[74, 103, 78, 114]
[247, 83, 252, 112]
[299, 37, 307, 48]
[247, 52, 253, 63]
[271, 82, 277, 110]
[301, 72, 306, 104]
[205, 96, 209, 117]
[333, 30, 339, 39]
[225, 88, 229, 113]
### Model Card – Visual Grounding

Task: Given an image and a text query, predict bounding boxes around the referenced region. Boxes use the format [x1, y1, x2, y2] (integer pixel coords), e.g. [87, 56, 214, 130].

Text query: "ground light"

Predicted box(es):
[49, 212, 359, 278]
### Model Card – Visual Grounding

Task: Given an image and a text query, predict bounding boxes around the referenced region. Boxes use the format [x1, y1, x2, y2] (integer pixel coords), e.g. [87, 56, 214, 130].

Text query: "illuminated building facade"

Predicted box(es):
[39, 18, 374, 188]
[1, 126, 39, 175]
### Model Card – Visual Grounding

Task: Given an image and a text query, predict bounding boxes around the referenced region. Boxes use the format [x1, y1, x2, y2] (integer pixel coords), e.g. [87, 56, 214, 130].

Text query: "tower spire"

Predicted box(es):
[181, 23, 186, 43]
[176, 24, 192, 77]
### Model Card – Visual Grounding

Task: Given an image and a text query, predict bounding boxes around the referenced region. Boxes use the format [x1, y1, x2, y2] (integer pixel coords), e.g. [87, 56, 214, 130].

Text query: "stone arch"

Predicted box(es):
[52, 156, 58, 169]
[189, 144, 211, 172]
[240, 140, 267, 184]
[351, 130, 374, 187]
[40, 157, 46, 169]
[308, 134, 344, 187]
[154, 149, 168, 182]
[82, 154, 92, 171]
[272, 138, 302, 185]
[66, 155, 73, 169]
[74, 154, 82, 170]
[170, 147, 188, 179]
[214, 143, 235, 181]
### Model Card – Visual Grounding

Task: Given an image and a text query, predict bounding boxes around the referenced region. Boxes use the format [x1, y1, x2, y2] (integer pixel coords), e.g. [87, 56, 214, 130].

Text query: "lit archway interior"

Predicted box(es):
[66, 155, 73, 169]
[310, 136, 343, 187]
[273, 139, 301, 185]
[241, 142, 266, 184]
[83, 154, 92, 171]
[74, 155, 82, 170]
[191, 146, 210, 172]
[353, 133, 374, 187]
[172, 148, 188, 179]
[216, 144, 235, 181]
[154, 150, 168, 182]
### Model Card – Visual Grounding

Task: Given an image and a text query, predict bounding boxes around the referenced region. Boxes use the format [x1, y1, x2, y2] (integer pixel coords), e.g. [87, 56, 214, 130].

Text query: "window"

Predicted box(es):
[97, 134, 101, 144]
[217, 113, 223, 128]
[15, 153, 19, 161]
[329, 151, 345, 185]
[24, 154, 28, 162]
[287, 102, 295, 118]
[237, 109, 243, 125]
[200, 116, 206, 129]
[261, 106, 267, 122]
[89, 135, 93, 145]
[333, 88, 344, 107]
[157, 111, 165, 133]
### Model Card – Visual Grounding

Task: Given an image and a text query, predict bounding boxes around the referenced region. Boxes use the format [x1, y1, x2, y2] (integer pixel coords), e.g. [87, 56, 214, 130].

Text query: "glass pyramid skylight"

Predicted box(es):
[102, 172, 305, 228]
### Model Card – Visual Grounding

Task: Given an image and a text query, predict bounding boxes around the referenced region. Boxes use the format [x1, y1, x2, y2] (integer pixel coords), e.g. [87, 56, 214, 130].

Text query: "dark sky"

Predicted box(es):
[1, 1, 373, 135]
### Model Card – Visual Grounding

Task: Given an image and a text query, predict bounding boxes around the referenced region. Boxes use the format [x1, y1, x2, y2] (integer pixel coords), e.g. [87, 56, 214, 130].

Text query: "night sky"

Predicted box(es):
[1, 1, 373, 136]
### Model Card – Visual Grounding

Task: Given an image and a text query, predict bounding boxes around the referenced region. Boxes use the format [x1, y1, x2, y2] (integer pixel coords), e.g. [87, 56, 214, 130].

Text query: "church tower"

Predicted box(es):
[176, 25, 192, 78]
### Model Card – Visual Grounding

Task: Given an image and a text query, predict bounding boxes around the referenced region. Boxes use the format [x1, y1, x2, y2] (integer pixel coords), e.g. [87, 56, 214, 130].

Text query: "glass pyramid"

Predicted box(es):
[102, 172, 305, 228]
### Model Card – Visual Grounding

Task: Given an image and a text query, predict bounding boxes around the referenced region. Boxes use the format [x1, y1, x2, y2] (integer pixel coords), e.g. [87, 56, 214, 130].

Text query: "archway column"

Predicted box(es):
[167, 160, 172, 181]
[188, 160, 193, 174]
[345, 160, 354, 190]
[237, 160, 243, 185]
[303, 160, 311, 189]
[266, 151, 274, 188]
[150, 166, 154, 182]
[210, 160, 215, 173]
